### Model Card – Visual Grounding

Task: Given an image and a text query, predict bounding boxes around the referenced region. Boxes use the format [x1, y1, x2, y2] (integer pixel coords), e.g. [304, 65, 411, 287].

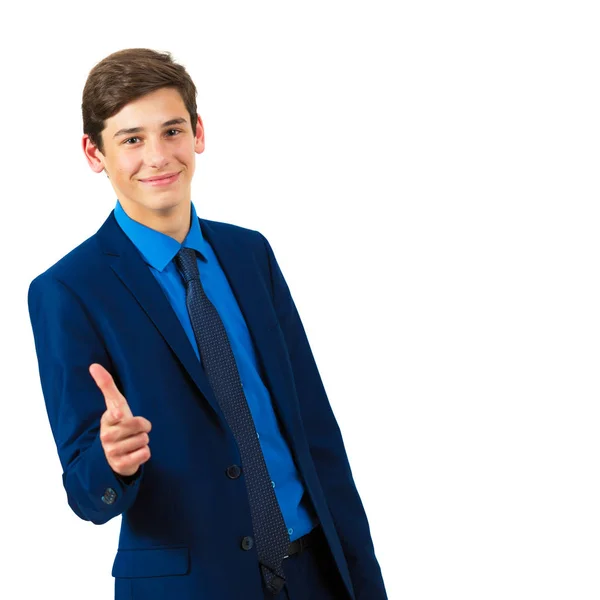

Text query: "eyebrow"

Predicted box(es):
[113, 117, 188, 139]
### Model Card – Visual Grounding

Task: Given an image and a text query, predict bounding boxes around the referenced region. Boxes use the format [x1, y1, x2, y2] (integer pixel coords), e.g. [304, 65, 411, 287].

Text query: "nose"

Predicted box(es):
[143, 136, 169, 170]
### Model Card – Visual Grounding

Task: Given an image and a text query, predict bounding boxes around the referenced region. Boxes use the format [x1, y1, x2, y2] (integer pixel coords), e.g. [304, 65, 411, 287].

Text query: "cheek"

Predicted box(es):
[181, 147, 197, 170]
[114, 152, 141, 177]
[176, 141, 196, 162]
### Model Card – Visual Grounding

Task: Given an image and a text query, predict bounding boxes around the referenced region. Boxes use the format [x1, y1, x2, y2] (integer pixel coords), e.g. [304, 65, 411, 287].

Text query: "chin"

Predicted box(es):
[148, 197, 183, 212]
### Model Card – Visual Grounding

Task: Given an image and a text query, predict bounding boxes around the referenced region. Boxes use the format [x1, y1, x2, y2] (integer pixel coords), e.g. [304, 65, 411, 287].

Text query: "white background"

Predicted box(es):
[2, 1, 599, 598]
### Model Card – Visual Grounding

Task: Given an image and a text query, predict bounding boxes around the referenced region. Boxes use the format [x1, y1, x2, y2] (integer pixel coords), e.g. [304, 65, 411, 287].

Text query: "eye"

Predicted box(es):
[124, 136, 141, 145]
[166, 129, 181, 136]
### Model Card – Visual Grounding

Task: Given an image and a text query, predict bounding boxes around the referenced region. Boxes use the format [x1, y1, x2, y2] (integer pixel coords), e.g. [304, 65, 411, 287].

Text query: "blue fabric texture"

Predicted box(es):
[114, 201, 317, 541]
[27, 208, 389, 600]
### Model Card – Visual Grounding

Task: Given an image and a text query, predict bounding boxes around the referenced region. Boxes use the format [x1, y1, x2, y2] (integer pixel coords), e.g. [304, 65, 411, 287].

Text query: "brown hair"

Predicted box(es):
[82, 48, 198, 154]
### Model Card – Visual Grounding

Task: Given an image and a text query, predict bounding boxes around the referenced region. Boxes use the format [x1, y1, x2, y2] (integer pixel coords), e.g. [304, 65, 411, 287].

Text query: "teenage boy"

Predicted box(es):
[28, 48, 387, 600]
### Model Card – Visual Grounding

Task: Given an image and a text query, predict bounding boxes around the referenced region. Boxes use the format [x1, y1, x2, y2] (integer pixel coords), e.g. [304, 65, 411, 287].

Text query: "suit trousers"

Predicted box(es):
[262, 526, 349, 600]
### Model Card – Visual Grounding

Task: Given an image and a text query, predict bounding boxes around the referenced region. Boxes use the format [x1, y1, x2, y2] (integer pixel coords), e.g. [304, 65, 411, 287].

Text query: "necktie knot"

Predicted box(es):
[175, 247, 200, 284]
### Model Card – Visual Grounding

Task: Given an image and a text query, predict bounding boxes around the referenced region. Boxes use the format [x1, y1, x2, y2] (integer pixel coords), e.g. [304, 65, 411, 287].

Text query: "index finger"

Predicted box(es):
[89, 363, 133, 421]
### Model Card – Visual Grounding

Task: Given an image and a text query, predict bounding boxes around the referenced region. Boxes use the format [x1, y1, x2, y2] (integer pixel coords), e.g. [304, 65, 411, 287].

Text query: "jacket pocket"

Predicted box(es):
[112, 546, 190, 578]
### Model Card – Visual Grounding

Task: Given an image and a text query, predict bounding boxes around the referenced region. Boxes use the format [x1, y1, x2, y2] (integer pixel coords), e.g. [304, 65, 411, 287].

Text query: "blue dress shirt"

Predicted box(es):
[114, 201, 317, 541]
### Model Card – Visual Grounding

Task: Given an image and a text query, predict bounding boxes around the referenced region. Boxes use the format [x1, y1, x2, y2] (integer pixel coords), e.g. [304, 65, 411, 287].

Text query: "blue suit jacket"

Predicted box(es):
[28, 211, 387, 600]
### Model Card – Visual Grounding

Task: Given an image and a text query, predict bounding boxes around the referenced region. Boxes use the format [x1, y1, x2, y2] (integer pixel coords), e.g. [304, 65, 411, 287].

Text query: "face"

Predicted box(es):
[83, 87, 205, 224]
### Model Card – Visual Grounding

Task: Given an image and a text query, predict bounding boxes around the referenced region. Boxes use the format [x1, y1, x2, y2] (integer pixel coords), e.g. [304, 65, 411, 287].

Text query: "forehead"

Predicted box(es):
[105, 87, 188, 132]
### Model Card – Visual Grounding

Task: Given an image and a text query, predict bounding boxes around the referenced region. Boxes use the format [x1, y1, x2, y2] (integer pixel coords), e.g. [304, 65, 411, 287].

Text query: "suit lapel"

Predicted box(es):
[95, 211, 298, 445]
[95, 213, 225, 421]
[200, 219, 300, 443]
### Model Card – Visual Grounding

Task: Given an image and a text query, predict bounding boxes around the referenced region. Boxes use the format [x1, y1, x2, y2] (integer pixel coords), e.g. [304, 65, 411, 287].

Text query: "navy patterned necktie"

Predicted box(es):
[175, 247, 289, 594]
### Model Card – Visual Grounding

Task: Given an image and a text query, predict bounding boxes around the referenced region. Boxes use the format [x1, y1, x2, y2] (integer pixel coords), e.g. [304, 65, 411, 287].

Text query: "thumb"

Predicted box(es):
[89, 363, 133, 421]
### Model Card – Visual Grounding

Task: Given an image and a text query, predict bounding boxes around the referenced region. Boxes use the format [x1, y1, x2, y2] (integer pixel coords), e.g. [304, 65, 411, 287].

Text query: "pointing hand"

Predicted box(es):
[89, 363, 152, 477]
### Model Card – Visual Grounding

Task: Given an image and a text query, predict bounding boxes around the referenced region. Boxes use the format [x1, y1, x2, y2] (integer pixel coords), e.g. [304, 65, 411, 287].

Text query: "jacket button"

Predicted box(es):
[241, 536, 254, 551]
[101, 488, 117, 505]
[226, 465, 242, 479]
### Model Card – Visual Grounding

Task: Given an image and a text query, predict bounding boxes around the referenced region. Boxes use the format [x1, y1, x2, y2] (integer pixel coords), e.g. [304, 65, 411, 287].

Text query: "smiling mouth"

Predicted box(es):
[139, 172, 181, 186]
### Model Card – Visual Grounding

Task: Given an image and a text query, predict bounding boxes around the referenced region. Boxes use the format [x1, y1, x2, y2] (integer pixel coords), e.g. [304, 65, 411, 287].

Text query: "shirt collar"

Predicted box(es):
[114, 200, 208, 272]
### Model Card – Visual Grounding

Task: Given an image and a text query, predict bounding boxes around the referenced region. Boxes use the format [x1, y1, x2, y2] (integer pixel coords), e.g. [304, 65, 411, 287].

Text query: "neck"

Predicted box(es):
[120, 200, 192, 244]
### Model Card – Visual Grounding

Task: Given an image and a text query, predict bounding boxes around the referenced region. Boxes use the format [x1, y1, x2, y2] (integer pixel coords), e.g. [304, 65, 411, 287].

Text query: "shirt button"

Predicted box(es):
[241, 536, 254, 551]
[271, 480, 275, 488]
[288, 528, 293, 536]
[226, 465, 242, 479]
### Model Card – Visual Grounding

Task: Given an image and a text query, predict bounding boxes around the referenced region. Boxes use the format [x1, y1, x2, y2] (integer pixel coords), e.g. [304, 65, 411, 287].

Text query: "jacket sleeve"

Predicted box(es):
[260, 234, 388, 600]
[28, 273, 144, 525]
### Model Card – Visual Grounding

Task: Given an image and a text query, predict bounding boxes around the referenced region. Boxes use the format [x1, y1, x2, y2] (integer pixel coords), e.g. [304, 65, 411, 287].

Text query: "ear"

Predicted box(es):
[194, 115, 205, 155]
[82, 134, 106, 173]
